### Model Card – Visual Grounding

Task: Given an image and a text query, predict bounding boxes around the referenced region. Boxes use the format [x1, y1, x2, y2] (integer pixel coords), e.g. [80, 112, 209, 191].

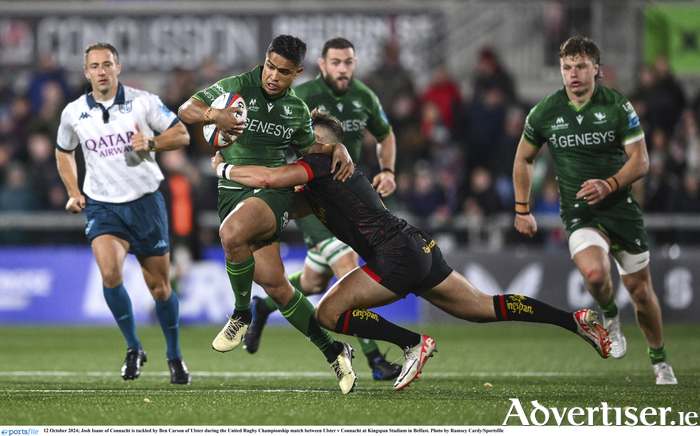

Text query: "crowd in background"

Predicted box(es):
[1, 42, 700, 252]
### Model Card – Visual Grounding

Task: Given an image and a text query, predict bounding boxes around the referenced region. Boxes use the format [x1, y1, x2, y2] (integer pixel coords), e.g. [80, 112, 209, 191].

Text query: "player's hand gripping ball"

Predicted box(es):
[202, 93, 247, 149]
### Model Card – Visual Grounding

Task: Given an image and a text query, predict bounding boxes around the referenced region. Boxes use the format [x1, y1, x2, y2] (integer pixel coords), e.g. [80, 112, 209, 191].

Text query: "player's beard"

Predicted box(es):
[323, 73, 352, 96]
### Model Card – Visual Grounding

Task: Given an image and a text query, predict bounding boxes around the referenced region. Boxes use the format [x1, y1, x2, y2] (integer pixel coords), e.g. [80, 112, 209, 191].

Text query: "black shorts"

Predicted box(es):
[361, 229, 453, 297]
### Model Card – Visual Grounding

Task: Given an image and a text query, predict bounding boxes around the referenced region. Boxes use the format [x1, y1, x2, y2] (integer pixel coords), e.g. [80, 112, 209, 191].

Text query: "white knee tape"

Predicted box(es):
[317, 237, 354, 267]
[568, 228, 609, 259]
[304, 248, 332, 274]
[612, 250, 650, 275]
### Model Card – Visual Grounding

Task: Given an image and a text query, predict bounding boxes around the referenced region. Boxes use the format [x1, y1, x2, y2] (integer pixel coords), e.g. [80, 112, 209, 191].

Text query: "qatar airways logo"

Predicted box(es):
[84, 131, 135, 157]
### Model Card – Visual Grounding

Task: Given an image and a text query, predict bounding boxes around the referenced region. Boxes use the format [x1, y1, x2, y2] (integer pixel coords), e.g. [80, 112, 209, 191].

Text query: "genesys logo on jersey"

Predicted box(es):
[548, 130, 615, 148]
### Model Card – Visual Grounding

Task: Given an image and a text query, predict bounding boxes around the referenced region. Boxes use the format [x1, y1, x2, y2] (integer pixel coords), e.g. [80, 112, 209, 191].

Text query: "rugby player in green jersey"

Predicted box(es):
[178, 35, 358, 394]
[512, 36, 676, 385]
[242, 38, 402, 381]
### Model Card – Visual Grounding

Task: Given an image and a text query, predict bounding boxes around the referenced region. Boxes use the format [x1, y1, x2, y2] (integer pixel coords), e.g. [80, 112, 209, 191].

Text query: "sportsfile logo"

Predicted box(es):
[503, 399, 699, 426]
[1, 430, 39, 435]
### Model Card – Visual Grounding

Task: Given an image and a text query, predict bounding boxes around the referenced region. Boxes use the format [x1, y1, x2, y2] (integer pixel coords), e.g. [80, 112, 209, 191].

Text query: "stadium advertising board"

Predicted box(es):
[0, 246, 697, 325]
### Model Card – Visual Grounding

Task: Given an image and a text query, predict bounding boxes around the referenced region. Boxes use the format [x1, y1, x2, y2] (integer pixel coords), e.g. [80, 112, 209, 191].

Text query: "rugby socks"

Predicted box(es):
[278, 288, 337, 362]
[154, 292, 182, 361]
[648, 344, 667, 364]
[225, 255, 256, 312]
[493, 294, 578, 333]
[288, 271, 304, 294]
[335, 309, 421, 350]
[103, 284, 141, 350]
[358, 338, 380, 356]
[599, 296, 619, 319]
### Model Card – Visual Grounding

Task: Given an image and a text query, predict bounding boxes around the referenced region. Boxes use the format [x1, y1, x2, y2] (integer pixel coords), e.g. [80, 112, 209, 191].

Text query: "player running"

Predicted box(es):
[243, 37, 401, 381]
[512, 36, 676, 385]
[212, 110, 611, 391]
[178, 35, 357, 394]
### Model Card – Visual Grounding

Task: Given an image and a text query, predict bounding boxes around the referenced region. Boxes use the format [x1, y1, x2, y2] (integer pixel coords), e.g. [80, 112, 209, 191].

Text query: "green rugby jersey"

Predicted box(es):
[522, 84, 644, 212]
[194, 65, 316, 189]
[293, 74, 392, 163]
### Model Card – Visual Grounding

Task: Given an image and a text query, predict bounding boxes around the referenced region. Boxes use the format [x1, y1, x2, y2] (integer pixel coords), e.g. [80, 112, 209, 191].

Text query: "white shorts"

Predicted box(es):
[568, 228, 649, 275]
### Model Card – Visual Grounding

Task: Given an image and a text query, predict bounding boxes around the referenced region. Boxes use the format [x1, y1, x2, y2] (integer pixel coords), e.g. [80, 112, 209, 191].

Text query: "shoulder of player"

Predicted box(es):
[121, 85, 156, 101]
[592, 84, 629, 107]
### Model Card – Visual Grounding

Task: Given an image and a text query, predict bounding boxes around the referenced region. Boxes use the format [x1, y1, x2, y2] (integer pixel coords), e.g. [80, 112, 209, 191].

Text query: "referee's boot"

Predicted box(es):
[168, 357, 191, 385]
[121, 348, 147, 380]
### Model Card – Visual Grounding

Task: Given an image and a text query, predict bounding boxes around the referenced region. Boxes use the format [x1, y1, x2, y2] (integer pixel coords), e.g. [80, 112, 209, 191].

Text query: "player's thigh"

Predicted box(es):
[91, 234, 129, 286]
[137, 253, 172, 301]
[422, 271, 495, 322]
[316, 268, 399, 327]
[220, 197, 278, 244]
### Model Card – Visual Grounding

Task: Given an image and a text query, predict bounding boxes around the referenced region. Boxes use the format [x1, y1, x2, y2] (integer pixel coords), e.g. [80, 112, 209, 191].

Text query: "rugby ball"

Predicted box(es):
[202, 92, 247, 149]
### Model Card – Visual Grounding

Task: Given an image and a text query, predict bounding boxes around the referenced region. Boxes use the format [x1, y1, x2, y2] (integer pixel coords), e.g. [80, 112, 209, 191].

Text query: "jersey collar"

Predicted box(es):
[85, 83, 126, 109]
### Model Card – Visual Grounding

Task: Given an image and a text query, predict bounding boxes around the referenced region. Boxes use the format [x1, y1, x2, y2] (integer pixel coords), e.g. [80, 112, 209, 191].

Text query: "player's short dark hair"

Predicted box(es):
[311, 109, 344, 143]
[559, 36, 602, 80]
[84, 43, 119, 68]
[321, 37, 355, 58]
[267, 35, 307, 67]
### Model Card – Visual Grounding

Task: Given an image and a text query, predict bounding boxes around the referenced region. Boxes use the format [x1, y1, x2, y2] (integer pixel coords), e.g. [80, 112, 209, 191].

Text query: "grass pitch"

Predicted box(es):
[0, 322, 698, 426]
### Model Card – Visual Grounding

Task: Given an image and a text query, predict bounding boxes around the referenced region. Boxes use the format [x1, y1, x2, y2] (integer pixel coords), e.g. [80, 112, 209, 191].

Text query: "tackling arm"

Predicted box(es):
[210, 151, 309, 189]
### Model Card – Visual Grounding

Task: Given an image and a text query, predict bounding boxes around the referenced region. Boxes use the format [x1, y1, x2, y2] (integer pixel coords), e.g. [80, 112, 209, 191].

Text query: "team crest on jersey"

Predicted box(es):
[336, 103, 343, 112]
[119, 101, 133, 114]
[280, 106, 294, 119]
[352, 100, 363, 111]
[551, 117, 568, 130]
[248, 98, 260, 112]
[593, 112, 607, 125]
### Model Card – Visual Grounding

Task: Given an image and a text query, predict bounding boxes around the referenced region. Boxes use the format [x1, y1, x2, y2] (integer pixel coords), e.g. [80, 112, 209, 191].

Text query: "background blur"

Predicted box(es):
[1, 0, 699, 325]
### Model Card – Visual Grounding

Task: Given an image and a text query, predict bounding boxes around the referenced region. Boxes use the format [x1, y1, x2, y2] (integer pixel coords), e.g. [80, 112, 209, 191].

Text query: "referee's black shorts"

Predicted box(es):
[361, 229, 453, 297]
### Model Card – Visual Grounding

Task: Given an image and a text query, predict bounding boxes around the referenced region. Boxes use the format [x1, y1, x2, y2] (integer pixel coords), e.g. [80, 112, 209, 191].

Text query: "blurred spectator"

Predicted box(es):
[454, 84, 507, 172]
[490, 105, 527, 206]
[5, 95, 32, 160]
[420, 65, 462, 135]
[363, 39, 416, 127]
[647, 55, 686, 136]
[532, 177, 566, 248]
[0, 163, 41, 243]
[472, 47, 517, 105]
[26, 132, 66, 210]
[461, 166, 504, 217]
[643, 150, 677, 213]
[27, 53, 73, 114]
[29, 80, 66, 140]
[680, 108, 699, 174]
[668, 171, 700, 244]
[401, 160, 447, 220]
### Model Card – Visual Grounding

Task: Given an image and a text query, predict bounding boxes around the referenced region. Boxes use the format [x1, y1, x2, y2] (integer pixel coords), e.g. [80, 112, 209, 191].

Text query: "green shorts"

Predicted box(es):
[561, 193, 649, 254]
[295, 214, 334, 249]
[218, 186, 295, 243]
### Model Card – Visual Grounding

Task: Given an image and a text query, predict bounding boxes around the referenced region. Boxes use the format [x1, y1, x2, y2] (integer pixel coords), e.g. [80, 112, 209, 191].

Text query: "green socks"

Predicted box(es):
[279, 288, 335, 355]
[599, 296, 619, 319]
[648, 344, 667, 365]
[225, 255, 255, 312]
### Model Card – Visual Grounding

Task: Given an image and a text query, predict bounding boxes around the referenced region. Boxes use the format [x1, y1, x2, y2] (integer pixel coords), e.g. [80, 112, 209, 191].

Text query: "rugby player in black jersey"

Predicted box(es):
[211, 110, 611, 391]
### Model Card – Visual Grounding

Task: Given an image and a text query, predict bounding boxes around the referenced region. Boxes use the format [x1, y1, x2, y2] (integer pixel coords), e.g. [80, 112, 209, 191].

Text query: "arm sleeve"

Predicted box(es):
[146, 93, 180, 134]
[365, 92, 393, 142]
[56, 106, 78, 152]
[192, 77, 239, 106]
[618, 98, 645, 145]
[522, 106, 545, 148]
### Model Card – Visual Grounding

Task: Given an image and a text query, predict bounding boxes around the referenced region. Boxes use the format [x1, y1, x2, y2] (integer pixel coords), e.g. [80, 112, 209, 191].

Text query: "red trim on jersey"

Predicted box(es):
[498, 295, 508, 320]
[291, 161, 314, 182]
[341, 310, 352, 335]
[362, 265, 382, 283]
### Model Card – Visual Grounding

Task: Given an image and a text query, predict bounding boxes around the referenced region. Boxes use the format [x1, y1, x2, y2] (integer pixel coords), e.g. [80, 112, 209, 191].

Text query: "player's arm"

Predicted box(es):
[210, 151, 308, 189]
[371, 131, 397, 197]
[512, 135, 541, 237]
[55, 149, 85, 213]
[576, 137, 649, 205]
[300, 141, 353, 182]
[178, 97, 244, 142]
[132, 121, 189, 153]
